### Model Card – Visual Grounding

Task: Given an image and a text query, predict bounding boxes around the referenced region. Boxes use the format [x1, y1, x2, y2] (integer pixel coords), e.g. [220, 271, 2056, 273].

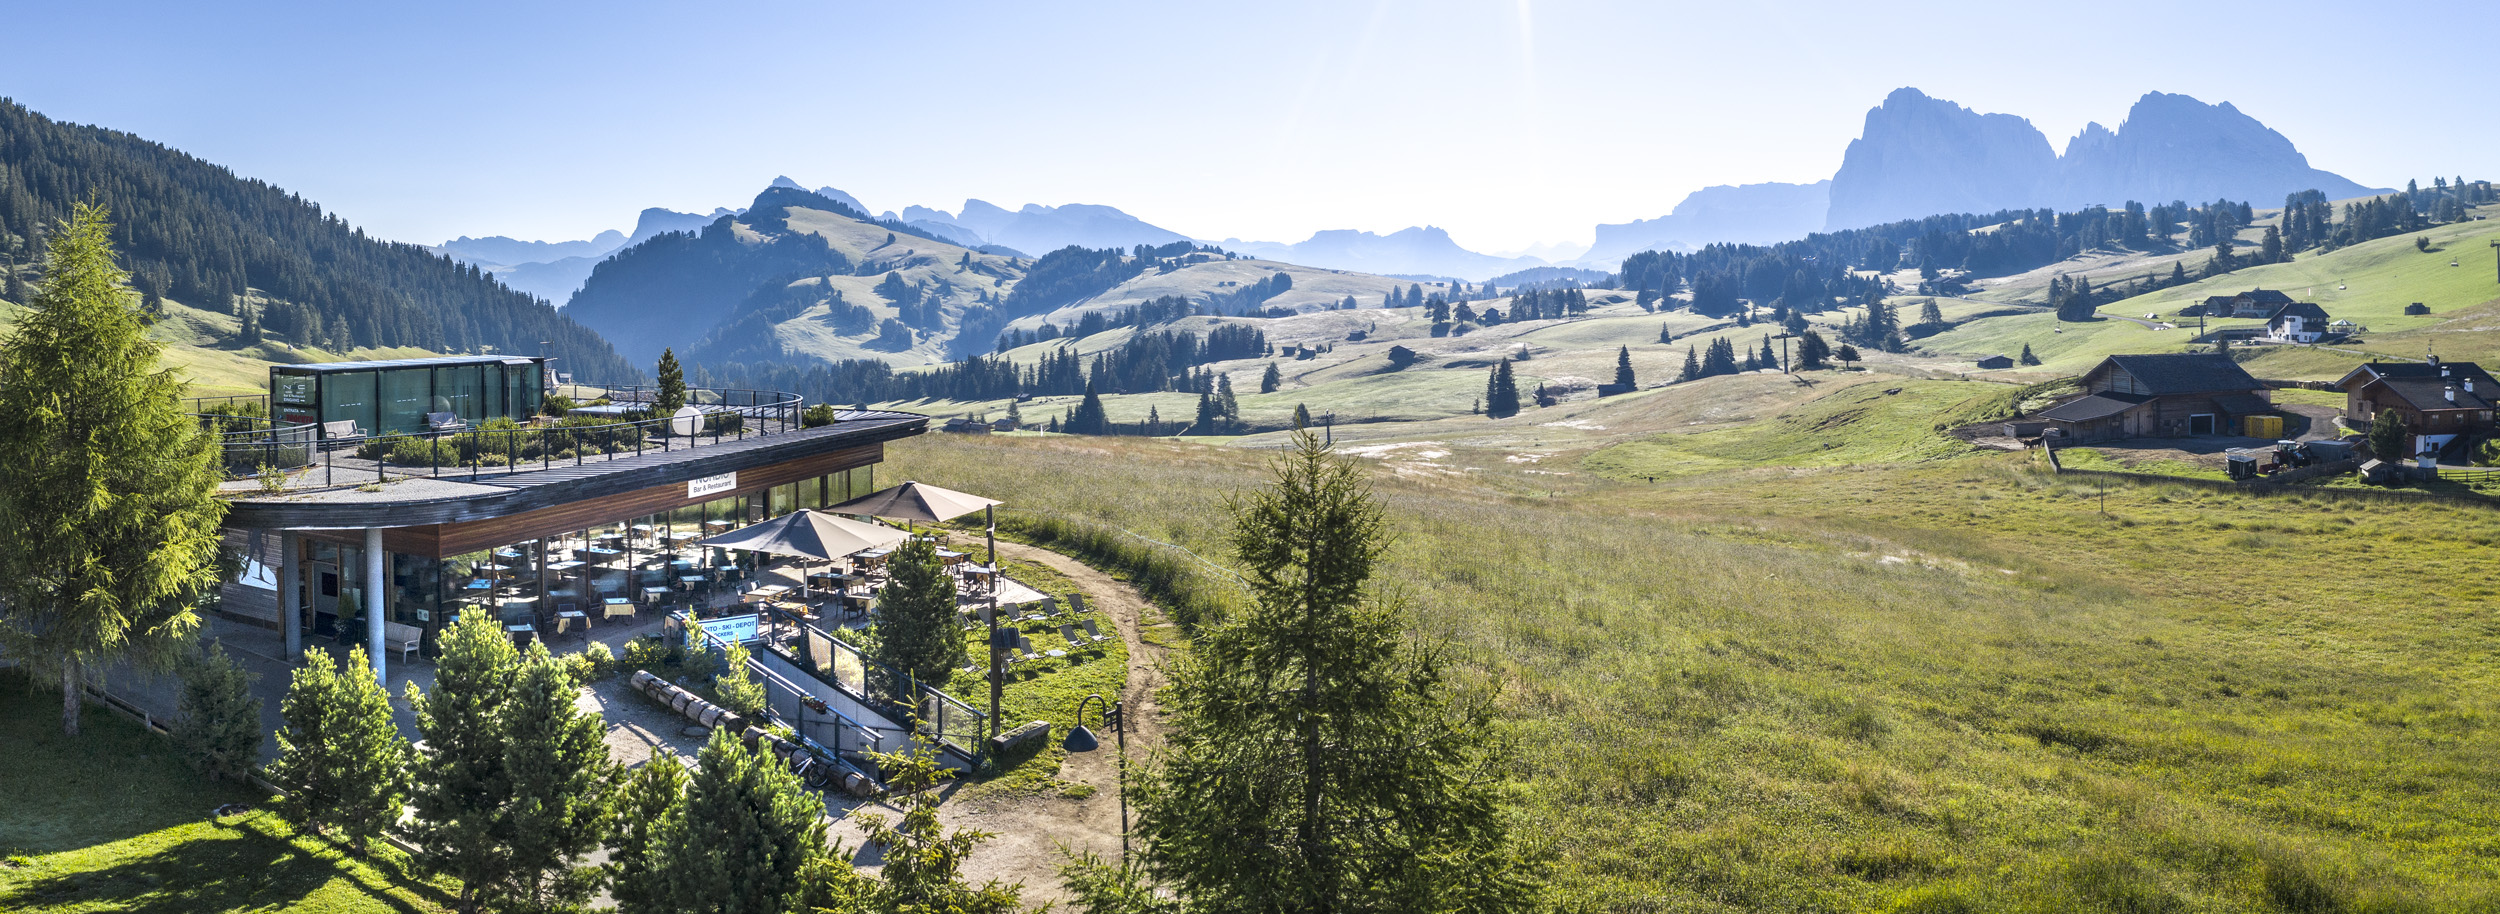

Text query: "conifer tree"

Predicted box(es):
[1217, 374, 1240, 425]
[1614, 346, 1636, 388]
[271, 646, 409, 854]
[1659, 323, 1673, 344]
[1068, 381, 1110, 435]
[1260, 362, 1282, 393]
[1292, 403, 1312, 429]
[651, 730, 827, 914]
[655, 347, 687, 416]
[2019, 343, 2041, 366]
[715, 640, 767, 716]
[407, 610, 522, 909]
[1485, 359, 1520, 419]
[2370, 408, 2409, 461]
[607, 759, 688, 914]
[871, 537, 964, 694]
[492, 643, 613, 913]
[1837, 343, 1861, 366]
[1121, 433, 1536, 912]
[1797, 330, 1832, 370]
[1193, 388, 1219, 434]
[1920, 298, 1944, 325]
[847, 745, 1024, 913]
[176, 641, 262, 782]
[0, 202, 226, 736]
[1680, 345, 1702, 382]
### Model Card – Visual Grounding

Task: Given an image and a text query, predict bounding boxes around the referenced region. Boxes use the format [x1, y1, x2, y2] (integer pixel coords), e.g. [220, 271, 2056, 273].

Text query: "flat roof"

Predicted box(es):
[221, 410, 927, 530]
[272, 355, 547, 374]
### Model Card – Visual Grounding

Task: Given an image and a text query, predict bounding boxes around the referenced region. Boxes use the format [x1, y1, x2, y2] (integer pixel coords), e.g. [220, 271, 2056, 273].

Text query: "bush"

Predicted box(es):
[714, 642, 766, 717]
[176, 642, 263, 782]
[388, 436, 462, 467]
[621, 635, 669, 674]
[568, 642, 617, 683]
[706, 412, 745, 435]
[803, 404, 838, 427]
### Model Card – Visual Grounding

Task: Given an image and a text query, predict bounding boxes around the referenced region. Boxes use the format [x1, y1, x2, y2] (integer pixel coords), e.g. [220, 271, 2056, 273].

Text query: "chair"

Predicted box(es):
[1079, 618, 1112, 645]
[425, 411, 466, 432]
[318, 419, 367, 451]
[1066, 592, 1090, 615]
[1057, 624, 1095, 653]
[1021, 631, 1066, 661]
[381, 622, 424, 663]
[1016, 597, 1054, 624]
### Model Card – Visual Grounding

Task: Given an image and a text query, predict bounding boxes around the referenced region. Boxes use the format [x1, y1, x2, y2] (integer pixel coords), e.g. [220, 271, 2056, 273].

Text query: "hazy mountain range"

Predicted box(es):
[439, 87, 2384, 297]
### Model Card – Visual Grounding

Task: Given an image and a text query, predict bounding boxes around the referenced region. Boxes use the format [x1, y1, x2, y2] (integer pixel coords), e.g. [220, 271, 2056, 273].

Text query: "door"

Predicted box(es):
[313, 563, 341, 620]
[2190, 414, 2215, 436]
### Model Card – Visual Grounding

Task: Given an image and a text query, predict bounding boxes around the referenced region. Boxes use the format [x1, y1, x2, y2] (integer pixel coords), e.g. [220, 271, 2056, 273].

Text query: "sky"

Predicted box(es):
[2, 1, 2486, 256]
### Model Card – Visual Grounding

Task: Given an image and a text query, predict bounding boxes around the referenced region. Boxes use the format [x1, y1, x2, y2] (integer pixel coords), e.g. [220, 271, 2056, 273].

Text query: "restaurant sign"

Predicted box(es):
[688, 471, 737, 499]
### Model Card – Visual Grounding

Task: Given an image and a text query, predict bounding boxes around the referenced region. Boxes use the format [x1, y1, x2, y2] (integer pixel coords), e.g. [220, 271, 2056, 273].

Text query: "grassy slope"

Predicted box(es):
[884, 423, 2500, 913]
[0, 672, 452, 913]
[0, 294, 449, 398]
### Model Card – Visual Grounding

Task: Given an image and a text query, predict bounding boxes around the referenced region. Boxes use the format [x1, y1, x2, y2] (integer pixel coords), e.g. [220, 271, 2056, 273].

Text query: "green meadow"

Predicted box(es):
[885, 416, 2500, 913]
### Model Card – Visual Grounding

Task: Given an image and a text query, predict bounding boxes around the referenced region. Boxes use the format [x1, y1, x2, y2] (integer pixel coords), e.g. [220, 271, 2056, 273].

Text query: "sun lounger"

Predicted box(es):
[1079, 618, 1112, 644]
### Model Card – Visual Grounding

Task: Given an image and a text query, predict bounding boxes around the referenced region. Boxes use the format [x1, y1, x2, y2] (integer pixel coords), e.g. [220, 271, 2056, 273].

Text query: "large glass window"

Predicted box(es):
[504, 364, 542, 419]
[799, 475, 822, 509]
[378, 366, 433, 435]
[435, 364, 485, 423]
[320, 370, 378, 434]
[770, 483, 796, 517]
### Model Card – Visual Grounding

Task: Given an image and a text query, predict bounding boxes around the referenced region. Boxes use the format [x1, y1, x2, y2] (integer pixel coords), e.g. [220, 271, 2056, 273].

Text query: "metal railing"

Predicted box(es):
[197, 385, 814, 493]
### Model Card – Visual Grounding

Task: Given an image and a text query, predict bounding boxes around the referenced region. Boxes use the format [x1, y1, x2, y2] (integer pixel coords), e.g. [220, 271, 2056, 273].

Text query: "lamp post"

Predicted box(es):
[1067, 693, 1129, 861]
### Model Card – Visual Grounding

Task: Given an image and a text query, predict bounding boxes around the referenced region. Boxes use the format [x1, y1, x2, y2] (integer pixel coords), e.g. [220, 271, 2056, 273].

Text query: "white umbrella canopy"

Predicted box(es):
[827, 481, 1002, 524]
[703, 509, 907, 561]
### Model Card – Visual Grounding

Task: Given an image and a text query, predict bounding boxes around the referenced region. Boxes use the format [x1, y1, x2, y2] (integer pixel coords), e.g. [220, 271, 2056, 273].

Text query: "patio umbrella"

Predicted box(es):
[703, 508, 907, 561]
[826, 481, 1001, 524]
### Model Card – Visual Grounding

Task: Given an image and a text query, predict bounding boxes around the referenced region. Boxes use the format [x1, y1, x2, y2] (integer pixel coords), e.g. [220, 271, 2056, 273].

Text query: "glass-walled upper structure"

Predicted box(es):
[272, 355, 549, 437]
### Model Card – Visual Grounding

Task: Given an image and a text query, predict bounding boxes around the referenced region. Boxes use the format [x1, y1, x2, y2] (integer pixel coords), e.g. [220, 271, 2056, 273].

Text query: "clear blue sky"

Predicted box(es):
[1, 1, 2482, 254]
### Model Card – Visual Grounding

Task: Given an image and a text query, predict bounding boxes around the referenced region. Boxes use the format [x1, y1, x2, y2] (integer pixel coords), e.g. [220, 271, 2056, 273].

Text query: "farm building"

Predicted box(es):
[2338, 357, 2499, 461]
[1975, 355, 2015, 370]
[2035, 352, 2271, 443]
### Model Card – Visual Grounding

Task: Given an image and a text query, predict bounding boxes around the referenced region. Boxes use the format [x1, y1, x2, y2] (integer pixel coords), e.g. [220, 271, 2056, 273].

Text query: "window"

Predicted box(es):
[503, 364, 542, 419]
[378, 366, 433, 435]
[321, 370, 378, 434]
[435, 364, 485, 423]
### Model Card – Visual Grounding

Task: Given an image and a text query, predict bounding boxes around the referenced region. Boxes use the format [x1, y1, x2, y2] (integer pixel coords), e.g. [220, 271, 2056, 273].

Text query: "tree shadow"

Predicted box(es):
[0, 813, 451, 914]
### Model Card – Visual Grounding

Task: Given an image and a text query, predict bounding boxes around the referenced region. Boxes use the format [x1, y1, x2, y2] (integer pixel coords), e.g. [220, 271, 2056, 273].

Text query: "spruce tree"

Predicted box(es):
[871, 537, 965, 694]
[654, 347, 687, 416]
[2019, 343, 2041, 366]
[1659, 323, 1673, 344]
[607, 759, 688, 914]
[1680, 345, 1701, 382]
[652, 730, 827, 914]
[849, 745, 1024, 913]
[271, 647, 408, 854]
[175, 641, 263, 783]
[492, 643, 613, 913]
[1920, 298, 1944, 325]
[1614, 346, 1636, 388]
[1217, 374, 1240, 426]
[1837, 343, 1861, 366]
[715, 640, 767, 715]
[0, 202, 227, 736]
[1193, 389, 1219, 434]
[2370, 408, 2409, 461]
[1069, 382, 1110, 435]
[1292, 403, 1312, 429]
[1261, 362, 1281, 393]
[1123, 433, 1536, 912]
[407, 610, 522, 909]
[1486, 359, 1520, 419]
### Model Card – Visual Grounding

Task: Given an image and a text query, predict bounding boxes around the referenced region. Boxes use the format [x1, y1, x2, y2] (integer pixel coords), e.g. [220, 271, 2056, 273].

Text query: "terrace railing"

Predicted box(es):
[188, 384, 815, 493]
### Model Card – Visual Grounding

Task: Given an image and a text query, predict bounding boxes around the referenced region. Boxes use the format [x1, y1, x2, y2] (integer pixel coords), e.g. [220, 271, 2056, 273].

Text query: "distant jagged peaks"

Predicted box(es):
[1221, 226, 1543, 281]
[1823, 88, 2378, 230]
[904, 199, 1191, 254]
[1585, 180, 1832, 265]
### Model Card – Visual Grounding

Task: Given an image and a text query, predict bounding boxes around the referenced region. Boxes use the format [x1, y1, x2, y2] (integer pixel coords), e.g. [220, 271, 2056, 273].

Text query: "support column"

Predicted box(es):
[279, 531, 302, 659]
[365, 527, 387, 684]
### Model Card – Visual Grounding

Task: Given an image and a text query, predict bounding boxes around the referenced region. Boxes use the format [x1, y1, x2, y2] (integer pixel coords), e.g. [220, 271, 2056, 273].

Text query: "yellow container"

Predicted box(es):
[2241, 415, 2282, 438]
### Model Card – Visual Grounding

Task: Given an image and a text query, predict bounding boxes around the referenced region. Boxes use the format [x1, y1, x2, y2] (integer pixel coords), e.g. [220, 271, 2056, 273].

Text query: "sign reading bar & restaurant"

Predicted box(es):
[688, 471, 737, 498]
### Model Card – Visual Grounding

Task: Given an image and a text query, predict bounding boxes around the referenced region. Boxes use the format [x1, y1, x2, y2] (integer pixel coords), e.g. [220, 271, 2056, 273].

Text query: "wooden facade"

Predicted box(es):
[299, 443, 883, 557]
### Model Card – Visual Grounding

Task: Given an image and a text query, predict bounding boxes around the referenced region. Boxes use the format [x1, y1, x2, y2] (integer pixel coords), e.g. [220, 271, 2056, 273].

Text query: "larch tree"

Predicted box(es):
[0, 202, 227, 736]
[1117, 432, 1537, 913]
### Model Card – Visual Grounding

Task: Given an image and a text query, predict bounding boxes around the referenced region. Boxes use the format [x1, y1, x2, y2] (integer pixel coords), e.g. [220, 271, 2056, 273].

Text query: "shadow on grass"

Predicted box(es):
[0, 811, 453, 914]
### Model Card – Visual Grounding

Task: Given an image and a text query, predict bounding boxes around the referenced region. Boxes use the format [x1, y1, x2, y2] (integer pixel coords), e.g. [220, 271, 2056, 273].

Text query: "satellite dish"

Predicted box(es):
[671, 406, 702, 437]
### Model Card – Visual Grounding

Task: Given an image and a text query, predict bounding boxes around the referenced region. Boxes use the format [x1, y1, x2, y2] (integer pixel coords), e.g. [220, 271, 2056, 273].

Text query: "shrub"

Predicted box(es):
[706, 412, 745, 435]
[621, 635, 669, 673]
[176, 642, 263, 782]
[569, 642, 617, 683]
[714, 641, 766, 717]
[803, 404, 838, 427]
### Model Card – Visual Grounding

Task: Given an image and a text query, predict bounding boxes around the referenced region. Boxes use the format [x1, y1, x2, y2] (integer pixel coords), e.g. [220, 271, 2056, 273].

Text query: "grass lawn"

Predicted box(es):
[0, 672, 452, 913]
[1580, 378, 2021, 479]
[882, 424, 2500, 913]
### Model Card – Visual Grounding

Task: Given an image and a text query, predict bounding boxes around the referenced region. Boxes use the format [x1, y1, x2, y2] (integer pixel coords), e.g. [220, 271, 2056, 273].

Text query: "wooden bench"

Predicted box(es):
[381, 622, 423, 662]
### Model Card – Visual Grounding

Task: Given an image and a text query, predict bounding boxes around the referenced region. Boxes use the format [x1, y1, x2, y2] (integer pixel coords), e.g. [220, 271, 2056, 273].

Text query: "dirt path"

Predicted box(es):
[822, 540, 1176, 904]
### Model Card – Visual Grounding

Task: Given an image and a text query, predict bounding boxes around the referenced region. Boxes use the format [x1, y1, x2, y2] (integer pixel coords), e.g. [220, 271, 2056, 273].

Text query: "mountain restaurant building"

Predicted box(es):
[208, 360, 927, 683]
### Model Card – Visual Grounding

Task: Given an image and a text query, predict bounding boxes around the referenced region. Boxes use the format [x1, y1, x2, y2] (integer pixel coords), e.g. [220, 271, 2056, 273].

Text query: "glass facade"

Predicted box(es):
[272, 357, 545, 437]
[292, 463, 881, 655]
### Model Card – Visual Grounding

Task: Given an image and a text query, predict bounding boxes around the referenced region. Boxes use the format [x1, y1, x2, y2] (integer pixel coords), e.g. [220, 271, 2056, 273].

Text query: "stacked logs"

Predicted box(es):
[627, 669, 876, 796]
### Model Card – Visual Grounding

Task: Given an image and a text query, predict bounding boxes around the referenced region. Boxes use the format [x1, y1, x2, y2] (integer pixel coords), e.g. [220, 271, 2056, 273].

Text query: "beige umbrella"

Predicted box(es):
[827, 481, 1001, 524]
[704, 508, 906, 561]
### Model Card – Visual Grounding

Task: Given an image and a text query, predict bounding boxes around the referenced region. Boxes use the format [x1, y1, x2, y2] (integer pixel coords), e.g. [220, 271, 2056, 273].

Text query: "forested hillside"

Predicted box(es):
[0, 99, 632, 380]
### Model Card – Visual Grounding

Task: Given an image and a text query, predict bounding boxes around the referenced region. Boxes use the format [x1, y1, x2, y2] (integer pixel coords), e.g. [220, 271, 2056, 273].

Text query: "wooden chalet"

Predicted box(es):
[2339, 357, 2500, 460]
[2036, 353, 2270, 442]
